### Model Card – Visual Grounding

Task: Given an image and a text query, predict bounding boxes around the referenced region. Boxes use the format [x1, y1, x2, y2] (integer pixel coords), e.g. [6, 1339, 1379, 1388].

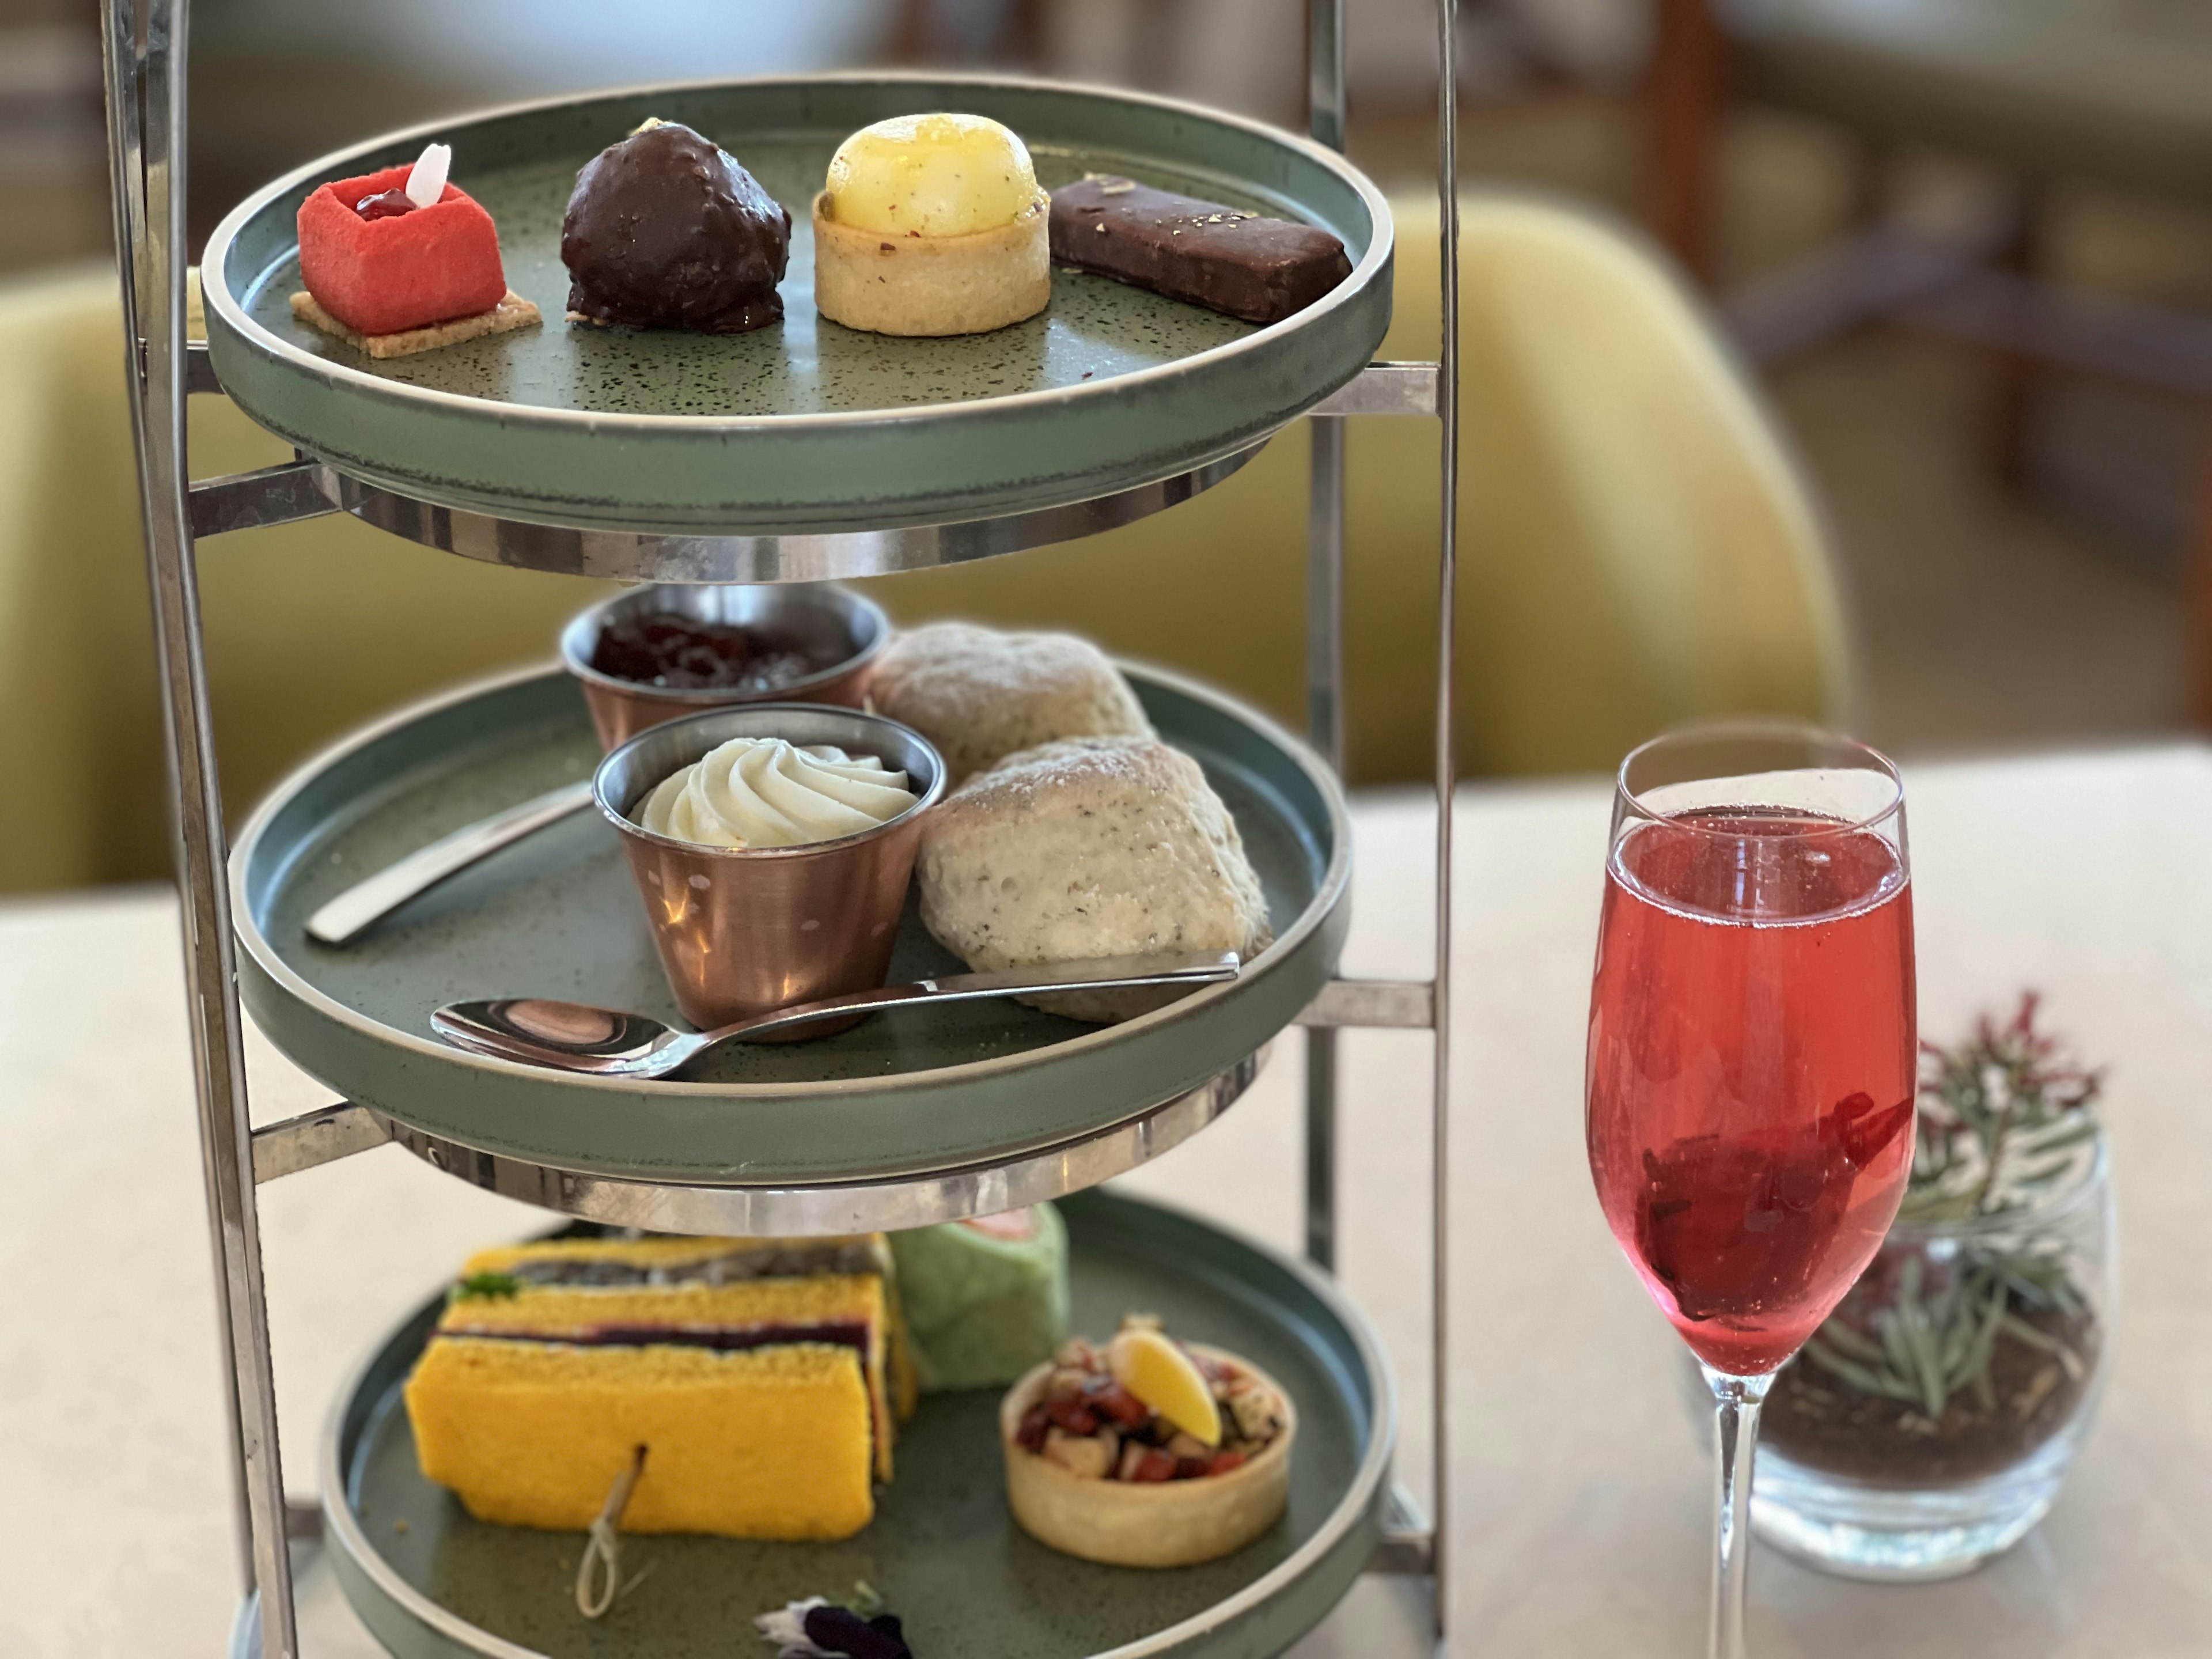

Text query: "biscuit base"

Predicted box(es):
[290, 289, 540, 358]
[813, 191, 1051, 337]
[998, 1346, 1296, 1567]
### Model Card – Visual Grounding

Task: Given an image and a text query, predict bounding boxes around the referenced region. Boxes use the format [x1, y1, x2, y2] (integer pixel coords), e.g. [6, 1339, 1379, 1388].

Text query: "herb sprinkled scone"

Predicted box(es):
[916, 734, 1271, 1022]
[1001, 1315, 1294, 1567]
[403, 1234, 909, 1540]
[888, 1206, 1070, 1392]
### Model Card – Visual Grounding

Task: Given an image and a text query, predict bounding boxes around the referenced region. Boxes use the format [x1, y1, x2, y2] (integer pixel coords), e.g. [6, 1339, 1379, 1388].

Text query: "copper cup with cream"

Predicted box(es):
[594, 705, 945, 1033]
[561, 583, 890, 751]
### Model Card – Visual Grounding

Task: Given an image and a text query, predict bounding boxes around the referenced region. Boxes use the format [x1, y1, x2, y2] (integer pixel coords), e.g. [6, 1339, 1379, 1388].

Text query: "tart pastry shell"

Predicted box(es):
[812, 191, 1051, 337]
[998, 1344, 1296, 1568]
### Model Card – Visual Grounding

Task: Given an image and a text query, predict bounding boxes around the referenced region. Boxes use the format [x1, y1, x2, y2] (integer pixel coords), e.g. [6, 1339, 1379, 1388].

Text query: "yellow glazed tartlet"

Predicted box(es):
[813, 113, 1051, 336]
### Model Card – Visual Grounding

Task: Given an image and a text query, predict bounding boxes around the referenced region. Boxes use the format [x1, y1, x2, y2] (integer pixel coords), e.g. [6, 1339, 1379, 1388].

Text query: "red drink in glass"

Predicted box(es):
[1586, 812, 1916, 1375]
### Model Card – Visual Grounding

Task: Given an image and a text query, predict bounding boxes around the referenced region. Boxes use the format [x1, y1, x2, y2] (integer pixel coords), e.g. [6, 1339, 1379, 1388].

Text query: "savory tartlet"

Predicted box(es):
[812, 113, 1051, 337]
[999, 1317, 1294, 1567]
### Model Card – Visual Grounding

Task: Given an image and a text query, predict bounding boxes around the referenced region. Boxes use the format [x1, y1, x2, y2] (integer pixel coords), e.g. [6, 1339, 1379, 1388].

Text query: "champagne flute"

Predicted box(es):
[1585, 722, 1916, 1659]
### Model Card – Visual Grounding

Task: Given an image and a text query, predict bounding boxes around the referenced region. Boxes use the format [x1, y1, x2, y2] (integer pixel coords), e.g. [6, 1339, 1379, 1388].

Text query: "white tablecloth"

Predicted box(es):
[6, 745, 2210, 1657]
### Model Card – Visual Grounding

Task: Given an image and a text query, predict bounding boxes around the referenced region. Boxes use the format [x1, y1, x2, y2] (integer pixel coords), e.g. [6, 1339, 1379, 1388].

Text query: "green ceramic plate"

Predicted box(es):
[315, 1191, 1392, 1659]
[230, 666, 1349, 1187]
[200, 74, 1393, 535]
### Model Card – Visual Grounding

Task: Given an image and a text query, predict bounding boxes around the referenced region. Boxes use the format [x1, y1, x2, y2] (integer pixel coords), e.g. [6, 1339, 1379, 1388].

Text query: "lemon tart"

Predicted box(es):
[812, 113, 1051, 336]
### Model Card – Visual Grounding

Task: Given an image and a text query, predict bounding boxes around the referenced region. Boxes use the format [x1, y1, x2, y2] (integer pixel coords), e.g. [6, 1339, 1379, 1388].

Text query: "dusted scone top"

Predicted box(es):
[823, 113, 1042, 237]
[562, 119, 792, 333]
[638, 738, 913, 849]
[867, 623, 1152, 785]
[917, 735, 1272, 1022]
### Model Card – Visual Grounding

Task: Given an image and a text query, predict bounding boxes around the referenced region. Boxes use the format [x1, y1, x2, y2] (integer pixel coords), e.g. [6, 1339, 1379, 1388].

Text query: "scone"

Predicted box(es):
[916, 735, 1272, 1022]
[813, 113, 1050, 336]
[867, 623, 1152, 786]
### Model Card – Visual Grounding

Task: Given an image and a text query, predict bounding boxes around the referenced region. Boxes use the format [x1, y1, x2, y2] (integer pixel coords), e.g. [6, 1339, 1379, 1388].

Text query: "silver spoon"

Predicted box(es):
[430, 949, 1241, 1080]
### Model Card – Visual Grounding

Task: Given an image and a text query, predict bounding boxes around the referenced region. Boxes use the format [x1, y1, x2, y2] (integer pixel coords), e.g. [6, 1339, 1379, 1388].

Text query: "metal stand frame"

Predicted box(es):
[100, 0, 1459, 1650]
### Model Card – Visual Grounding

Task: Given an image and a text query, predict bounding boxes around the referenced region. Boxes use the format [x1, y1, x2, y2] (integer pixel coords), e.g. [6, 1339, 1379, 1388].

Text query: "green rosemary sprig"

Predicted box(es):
[448, 1270, 522, 1303]
[1798, 994, 2100, 1421]
[1893, 992, 2103, 1226]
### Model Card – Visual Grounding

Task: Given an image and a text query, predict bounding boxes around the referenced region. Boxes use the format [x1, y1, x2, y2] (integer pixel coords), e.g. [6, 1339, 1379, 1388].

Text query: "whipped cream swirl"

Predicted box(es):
[637, 738, 914, 850]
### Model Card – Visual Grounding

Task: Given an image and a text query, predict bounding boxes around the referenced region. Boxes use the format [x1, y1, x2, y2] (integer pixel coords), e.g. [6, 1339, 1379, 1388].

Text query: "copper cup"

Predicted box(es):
[560, 582, 891, 751]
[593, 704, 947, 1033]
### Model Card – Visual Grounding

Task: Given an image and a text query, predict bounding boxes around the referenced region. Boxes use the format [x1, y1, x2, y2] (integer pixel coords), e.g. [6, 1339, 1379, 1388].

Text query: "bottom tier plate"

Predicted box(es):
[312, 1191, 1392, 1659]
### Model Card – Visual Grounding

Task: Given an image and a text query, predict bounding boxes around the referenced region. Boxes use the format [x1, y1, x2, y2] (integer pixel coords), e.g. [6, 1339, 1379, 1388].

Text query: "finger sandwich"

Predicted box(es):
[403, 1233, 909, 1541]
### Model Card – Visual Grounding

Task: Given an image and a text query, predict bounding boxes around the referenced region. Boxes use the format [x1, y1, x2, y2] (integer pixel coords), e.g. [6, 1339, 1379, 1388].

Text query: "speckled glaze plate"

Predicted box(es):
[230, 665, 1348, 1187]
[199, 74, 1392, 535]
[311, 1191, 1392, 1659]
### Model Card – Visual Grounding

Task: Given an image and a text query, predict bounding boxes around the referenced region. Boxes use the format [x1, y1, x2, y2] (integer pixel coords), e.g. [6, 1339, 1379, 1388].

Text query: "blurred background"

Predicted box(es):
[2, 0, 2209, 893]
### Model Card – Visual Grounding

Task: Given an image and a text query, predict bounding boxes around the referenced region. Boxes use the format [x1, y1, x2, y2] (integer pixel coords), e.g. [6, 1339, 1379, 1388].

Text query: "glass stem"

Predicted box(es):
[1702, 1364, 1775, 1659]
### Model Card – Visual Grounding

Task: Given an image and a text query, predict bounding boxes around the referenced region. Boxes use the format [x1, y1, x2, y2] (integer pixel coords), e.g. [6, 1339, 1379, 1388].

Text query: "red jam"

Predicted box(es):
[355, 188, 418, 222]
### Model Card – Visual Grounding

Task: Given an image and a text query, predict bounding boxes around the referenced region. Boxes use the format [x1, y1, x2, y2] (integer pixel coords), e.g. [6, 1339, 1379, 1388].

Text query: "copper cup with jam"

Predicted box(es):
[561, 583, 889, 750]
[593, 705, 946, 1033]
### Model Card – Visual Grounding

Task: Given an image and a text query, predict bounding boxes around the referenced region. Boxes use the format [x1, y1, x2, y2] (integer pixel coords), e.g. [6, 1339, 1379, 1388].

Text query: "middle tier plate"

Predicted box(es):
[232, 665, 1348, 1187]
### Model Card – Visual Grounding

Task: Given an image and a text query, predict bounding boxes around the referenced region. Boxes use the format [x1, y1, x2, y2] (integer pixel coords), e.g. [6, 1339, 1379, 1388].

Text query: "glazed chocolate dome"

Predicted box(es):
[560, 120, 792, 334]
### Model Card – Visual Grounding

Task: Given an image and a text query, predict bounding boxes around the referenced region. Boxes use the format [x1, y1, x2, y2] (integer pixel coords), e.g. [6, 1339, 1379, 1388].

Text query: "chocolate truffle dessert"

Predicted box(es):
[560, 119, 791, 334]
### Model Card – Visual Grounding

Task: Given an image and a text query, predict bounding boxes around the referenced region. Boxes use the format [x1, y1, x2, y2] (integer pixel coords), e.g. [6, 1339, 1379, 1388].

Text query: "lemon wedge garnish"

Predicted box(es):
[1108, 1329, 1221, 1447]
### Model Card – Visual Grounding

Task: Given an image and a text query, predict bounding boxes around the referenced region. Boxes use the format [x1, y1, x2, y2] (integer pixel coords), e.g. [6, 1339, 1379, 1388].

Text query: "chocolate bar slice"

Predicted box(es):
[1050, 176, 1351, 325]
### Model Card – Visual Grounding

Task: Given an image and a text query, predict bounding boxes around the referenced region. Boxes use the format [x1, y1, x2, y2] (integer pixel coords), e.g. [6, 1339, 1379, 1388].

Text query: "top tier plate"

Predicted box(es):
[200, 74, 1393, 537]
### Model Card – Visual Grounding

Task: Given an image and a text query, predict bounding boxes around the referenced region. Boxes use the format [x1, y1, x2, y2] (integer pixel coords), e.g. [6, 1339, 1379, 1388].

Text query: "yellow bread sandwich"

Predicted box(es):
[403, 1234, 908, 1541]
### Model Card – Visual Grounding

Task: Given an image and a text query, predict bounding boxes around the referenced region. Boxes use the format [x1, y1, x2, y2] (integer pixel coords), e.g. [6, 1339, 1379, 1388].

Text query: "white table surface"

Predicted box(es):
[6, 745, 2211, 1658]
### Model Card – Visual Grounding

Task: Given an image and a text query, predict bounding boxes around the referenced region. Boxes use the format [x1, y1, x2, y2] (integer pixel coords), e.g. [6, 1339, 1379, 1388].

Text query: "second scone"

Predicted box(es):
[916, 736, 1272, 1022]
[868, 623, 1153, 786]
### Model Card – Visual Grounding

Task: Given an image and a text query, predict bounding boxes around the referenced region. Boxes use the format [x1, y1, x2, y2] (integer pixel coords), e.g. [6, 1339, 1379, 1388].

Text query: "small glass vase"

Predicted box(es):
[1749, 1135, 2115, 1581]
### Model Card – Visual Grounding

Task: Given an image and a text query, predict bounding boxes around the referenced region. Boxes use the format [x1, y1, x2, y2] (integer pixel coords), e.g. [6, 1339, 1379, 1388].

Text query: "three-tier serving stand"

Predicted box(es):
[100, 0, 1463, 1653]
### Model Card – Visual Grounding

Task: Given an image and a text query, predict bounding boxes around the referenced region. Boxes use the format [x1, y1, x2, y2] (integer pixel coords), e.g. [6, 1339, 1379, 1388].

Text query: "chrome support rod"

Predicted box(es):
[1309, 361, 1440, 417]
[190, 458, 340, 538]
[1306, 0, 1346, 154]
[251, 1103, 394, 1184]
[1297, 978, 1436, 1029]
[1369, 1482, 1438, 1575]
[1432, 0, 1462, 1646]
[1305, 414, 1348, 772]
[185, 339, 222, 395]
[1303, 0, 1349, 1278]
[100, 1, 300, 1654]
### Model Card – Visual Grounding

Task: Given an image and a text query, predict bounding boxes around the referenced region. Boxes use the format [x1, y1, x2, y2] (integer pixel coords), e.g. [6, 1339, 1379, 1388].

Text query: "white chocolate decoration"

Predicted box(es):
[405, 142, 452, 209]
[823, 113, 1040, 238]
[638, 738, 914, 850]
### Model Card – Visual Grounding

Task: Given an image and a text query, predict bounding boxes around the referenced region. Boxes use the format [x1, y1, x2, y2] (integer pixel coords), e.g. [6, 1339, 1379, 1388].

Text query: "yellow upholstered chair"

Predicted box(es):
[0, 193, 1851, 894]
[0, 264, 609, 894]
[858, 192, 1854, 782]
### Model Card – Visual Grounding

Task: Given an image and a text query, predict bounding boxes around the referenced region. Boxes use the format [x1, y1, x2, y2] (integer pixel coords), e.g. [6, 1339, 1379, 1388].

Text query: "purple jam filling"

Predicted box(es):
[450, 1319, 872, 1355]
